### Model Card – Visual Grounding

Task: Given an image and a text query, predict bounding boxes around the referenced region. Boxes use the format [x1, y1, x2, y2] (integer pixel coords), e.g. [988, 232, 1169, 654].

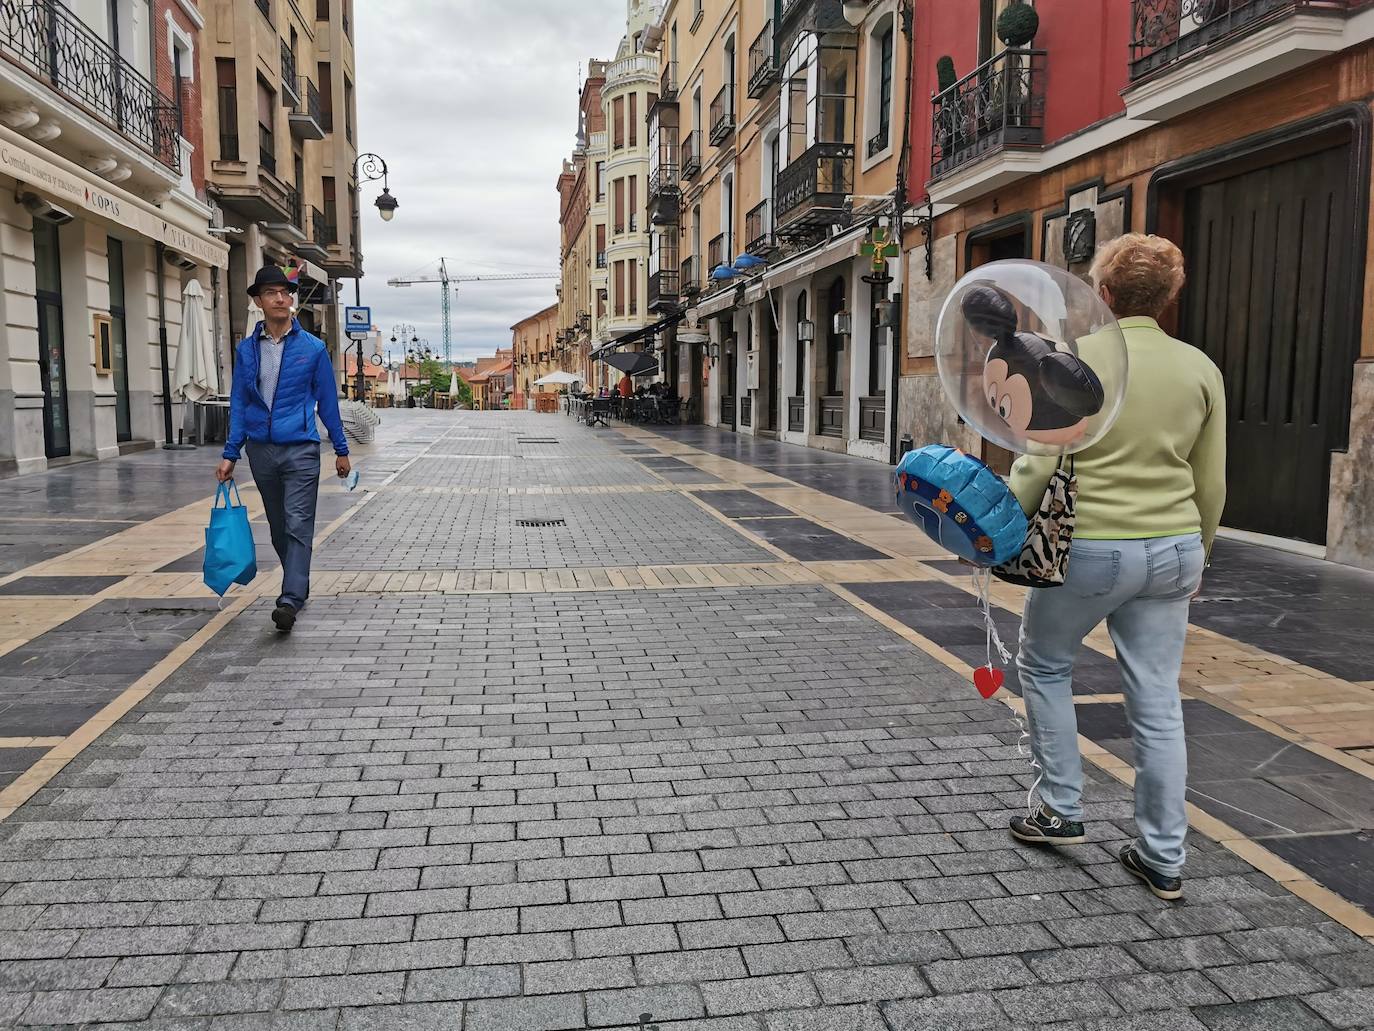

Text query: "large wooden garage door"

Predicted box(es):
[1181, 145, 1357, 544]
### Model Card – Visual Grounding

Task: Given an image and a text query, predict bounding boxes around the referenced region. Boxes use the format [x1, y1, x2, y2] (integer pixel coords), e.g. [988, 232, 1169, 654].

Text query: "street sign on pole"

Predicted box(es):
[345, 306, 371, 340]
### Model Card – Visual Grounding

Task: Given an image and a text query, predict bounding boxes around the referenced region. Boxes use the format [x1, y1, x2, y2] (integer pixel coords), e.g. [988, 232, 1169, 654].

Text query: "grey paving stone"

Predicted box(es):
[403, 964, 521, 1003]
[1206, 959, 1332, 1002]
[844, 931, 956, 967]
[635, 948, 749, 986]
[881, 991, 1009, 1031]
[813, 964, 930, 1004]
[465, 992, 585, 1031]
[924, 954, 1037, 993]
[1125, 935, 1246, 972]
[345, 940, 464, 974]
[1192, 996, 1337, 1031]
[947, 921, 1058, 957]
[701, 973, 820, 1016]
[1304, 987, 1374, 1028]
[18, 986, 162, 1025]
[741, 940, 850, 977]
[763, 1003, 889, 1031]
[523, 957, 635, 995]
[0, 957, 115, 991]
[281, 973, 405, 1011]
[586, 984, 707, 1026]
[466, 930, 574, 964]
[337, 1001, 465, 1031]
[156, 979, 286, 1018]
[1102, 970, 1231, 1011]
[1026, 945, 1143, 983]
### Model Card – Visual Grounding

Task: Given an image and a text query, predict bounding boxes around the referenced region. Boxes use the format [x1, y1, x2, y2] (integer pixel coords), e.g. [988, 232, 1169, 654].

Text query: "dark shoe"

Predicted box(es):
[271, 604, 296, 633]
[1120, 843, 1183, 901]
[1009, 803, 1087, 845]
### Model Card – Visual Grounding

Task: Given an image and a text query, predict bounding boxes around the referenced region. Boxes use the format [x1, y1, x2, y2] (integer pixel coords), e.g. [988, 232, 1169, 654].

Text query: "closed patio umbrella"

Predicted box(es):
[173, 279, 219, 402]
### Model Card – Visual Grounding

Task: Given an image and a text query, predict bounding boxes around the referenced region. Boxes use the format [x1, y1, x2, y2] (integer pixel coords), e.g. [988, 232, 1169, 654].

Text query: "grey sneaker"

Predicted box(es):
[1120, 843, 1183, 901]
[1009, 803, 1086, 845]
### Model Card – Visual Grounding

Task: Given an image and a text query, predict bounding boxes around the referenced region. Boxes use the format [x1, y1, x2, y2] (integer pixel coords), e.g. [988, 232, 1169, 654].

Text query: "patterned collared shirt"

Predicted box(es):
[258, 327, 289, 407]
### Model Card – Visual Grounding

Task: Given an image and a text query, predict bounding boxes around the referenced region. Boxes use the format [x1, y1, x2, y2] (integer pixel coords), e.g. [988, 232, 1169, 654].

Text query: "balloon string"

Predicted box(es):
[971, 567, 1044, 820]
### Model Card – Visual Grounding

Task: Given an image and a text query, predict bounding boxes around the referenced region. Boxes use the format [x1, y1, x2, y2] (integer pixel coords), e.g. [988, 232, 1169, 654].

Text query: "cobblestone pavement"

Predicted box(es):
[0, 410, 1370, 1030]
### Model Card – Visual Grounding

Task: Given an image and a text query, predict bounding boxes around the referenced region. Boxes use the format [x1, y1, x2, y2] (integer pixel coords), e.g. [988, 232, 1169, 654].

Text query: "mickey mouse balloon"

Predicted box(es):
[935, 260, 1128, 458]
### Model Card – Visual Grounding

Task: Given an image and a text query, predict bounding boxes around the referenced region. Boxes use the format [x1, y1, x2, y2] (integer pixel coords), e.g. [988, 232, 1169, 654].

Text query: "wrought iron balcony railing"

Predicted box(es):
[259, 123, 276, 175]
[648, 166, 679, 224]
[649, 267, 679, 309]
[745, 199, 773, 256]
[708, 232, 732, 278]
[659, 59, 678, 102]
[289, 76, 324, 138]
[775, 141, 854, 236]
[280, 39, 298, 100]
[1129, 0, 1355, 81]
[748, 21, 778, 98]
[867, 125, 889, 157]
[680, 129, 702, 180]
[709, 83, 735, 146]
[930, 47, 1046, 180]
[0, 0, 182, 172]
[680, 254, 700, 297]
[311, 206, 334, 248]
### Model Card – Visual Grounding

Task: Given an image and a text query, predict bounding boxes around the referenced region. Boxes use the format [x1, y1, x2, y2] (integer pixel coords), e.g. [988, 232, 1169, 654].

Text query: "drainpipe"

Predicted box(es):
[888, 0, 916, 466]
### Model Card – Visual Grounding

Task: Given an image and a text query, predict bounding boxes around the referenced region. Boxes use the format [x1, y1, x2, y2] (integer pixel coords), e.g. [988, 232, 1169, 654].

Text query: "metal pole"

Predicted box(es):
[354, 276, 366, 402]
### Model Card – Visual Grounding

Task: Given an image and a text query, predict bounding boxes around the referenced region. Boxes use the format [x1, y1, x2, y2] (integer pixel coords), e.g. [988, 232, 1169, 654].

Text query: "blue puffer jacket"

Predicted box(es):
[222, 319, 349, 461]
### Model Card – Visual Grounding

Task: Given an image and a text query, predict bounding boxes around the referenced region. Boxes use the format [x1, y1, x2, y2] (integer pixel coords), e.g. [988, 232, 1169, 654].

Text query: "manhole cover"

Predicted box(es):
[516, 518, 566, 528]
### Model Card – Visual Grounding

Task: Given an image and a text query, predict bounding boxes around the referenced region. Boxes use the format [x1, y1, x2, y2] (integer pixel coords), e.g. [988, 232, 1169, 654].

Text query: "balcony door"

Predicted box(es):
[34, 221, 70, 459]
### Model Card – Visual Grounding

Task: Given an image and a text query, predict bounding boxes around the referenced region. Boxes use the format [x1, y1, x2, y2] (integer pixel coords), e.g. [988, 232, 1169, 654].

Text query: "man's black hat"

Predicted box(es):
[247, 265, 297, 297]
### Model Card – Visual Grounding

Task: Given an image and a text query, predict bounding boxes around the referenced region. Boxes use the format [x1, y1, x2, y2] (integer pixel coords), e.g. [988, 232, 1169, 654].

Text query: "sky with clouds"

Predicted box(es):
[353, 0, 629, 365]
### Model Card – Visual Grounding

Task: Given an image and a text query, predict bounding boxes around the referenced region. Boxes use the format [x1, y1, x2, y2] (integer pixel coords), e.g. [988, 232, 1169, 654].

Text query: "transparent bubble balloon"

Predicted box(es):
[935, 260, 1128, 458]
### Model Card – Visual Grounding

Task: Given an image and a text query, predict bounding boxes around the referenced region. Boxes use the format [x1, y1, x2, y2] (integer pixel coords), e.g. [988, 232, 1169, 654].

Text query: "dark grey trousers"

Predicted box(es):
[246, 442, 320, 610]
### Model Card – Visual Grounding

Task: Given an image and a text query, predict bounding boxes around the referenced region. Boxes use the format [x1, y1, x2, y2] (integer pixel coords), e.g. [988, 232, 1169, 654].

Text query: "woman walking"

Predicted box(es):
[1006, 234, 1226, 901]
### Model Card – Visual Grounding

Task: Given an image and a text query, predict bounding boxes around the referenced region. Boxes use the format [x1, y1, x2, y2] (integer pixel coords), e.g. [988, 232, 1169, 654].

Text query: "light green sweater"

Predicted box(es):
[1010, 316, 1227, 554]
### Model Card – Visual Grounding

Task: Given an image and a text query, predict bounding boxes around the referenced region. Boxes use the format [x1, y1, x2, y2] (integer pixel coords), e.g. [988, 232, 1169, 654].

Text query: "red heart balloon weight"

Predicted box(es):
[973, 665, 1004, 699]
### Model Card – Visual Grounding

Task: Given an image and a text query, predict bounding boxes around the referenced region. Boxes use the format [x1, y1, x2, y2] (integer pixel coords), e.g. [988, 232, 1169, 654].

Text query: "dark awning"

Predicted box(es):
[589, 311, 685, 360]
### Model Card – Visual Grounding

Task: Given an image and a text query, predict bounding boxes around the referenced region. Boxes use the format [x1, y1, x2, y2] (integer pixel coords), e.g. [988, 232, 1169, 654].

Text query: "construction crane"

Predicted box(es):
[386, 258, 559, 363]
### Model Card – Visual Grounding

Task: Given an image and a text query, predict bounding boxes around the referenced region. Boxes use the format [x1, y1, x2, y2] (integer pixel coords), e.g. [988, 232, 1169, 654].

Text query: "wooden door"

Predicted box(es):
[1181, 145, 1356, 544]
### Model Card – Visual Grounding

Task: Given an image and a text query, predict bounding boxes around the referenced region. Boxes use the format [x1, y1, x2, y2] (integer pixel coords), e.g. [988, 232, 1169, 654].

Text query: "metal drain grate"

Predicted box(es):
[517, 438, 560, 445]
[516, 518, 566, 528]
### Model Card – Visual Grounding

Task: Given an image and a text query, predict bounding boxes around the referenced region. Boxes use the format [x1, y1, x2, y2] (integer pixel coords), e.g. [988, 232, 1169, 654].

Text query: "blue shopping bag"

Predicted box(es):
[203, 480, 257, 596]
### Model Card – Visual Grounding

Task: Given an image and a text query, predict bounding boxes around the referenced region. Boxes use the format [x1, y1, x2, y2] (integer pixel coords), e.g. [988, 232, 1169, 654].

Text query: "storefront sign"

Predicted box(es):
[0, 126, 228, 268]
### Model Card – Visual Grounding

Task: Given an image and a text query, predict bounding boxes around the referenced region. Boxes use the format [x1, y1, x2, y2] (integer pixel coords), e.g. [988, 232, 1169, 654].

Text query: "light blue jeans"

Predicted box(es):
[1017, 533, 1205, 876]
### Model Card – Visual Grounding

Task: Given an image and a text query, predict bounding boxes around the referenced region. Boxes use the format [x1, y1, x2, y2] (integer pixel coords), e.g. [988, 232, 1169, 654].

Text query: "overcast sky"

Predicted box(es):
[354, 0, 627, 364]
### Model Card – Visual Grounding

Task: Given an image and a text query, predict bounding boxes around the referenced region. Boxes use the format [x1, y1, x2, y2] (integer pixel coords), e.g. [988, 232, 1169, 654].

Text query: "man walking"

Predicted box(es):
[217, 266, 350, 633]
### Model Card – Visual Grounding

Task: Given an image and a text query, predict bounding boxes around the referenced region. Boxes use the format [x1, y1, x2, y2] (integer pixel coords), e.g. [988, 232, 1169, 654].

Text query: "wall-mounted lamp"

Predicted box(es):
[833, 311, 853, 336]
[797, 319, 815, 343]
[841, 0, 871, 26]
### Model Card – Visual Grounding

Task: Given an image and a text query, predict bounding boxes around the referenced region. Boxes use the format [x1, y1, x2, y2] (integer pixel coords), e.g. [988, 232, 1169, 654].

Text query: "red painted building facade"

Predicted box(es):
[899, 0, 1374, 568]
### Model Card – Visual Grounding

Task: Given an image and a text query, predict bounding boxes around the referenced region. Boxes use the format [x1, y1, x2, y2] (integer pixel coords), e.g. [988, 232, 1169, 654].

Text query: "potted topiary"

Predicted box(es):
[997, 0, 1040, 47]
[995, 2, 1040, 132]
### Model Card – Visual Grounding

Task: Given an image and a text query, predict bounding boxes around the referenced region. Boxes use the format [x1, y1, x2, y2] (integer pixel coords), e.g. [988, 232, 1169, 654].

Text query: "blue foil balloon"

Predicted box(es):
[894, 445, 1027, 566]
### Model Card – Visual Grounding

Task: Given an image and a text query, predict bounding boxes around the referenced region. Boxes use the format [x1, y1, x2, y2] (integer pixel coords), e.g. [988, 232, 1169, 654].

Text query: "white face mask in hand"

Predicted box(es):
[344, 469, 359, 491]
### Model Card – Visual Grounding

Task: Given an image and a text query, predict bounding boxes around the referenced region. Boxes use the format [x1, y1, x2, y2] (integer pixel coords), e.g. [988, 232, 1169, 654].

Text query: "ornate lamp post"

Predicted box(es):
[352, 152, 399, 401]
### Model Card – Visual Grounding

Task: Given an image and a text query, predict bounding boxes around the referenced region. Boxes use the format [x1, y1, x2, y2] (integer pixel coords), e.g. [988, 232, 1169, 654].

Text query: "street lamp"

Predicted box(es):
[352, 152, 399, 400]
[405, 341, 433, 407]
